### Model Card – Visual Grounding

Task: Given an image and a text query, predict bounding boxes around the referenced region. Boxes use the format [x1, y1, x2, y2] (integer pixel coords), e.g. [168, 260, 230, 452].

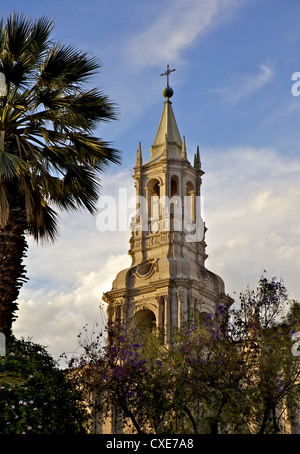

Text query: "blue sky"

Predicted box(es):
[3, 0, 300, 362]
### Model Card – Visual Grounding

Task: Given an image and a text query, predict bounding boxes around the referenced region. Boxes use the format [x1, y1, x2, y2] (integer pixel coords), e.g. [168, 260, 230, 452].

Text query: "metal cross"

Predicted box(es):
[160, 64, 176, 86]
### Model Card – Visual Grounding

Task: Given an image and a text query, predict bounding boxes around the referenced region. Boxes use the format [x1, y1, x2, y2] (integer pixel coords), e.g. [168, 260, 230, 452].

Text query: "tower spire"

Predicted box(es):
[136, 141, 142, 167]
[146, 66, 182, 164]
[194, 145, 201, 169]
[196, 145, 201, 169]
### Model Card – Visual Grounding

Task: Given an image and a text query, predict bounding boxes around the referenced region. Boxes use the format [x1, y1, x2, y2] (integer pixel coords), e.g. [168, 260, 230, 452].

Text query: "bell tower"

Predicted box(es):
[103, 67, 232, 339]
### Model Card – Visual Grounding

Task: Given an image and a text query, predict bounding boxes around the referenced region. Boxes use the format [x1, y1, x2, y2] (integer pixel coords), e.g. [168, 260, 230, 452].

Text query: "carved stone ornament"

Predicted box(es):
[133, 258, 158, 280]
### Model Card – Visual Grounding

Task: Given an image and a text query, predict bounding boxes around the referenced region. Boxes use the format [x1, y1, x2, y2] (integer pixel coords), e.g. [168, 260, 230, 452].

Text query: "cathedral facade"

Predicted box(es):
[103, 69, 232, 338]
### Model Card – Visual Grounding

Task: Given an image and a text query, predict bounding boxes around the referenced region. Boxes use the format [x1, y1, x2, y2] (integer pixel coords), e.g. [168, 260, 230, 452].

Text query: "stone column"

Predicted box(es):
[177, 287, 188, 327]
[177, 290, 183, 328]
[164, 295, 170, 343]
[156, 295, 164, 332]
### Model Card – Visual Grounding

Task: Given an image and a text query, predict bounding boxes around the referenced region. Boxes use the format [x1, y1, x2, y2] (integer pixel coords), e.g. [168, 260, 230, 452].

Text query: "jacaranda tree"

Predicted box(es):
[70, 276, 300, 434]
[0, 12, 119, 337]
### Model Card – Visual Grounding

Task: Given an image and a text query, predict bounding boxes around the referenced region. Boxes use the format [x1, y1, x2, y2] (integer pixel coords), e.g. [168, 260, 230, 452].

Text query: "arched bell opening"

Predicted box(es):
[185, 180, 195, 223]
[170, 176, 178, 197]
[147, 178, 160, 219]
[133, 308, 156, 333]
[169, 175, 183, 232]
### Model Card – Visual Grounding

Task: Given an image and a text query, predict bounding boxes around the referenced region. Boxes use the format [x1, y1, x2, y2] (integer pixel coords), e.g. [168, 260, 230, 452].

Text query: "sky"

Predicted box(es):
[2, 0, 300, 364]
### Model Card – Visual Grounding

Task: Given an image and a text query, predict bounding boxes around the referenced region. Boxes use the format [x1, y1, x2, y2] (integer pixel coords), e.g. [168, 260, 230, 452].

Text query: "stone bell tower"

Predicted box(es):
[103, 66, 232, 339]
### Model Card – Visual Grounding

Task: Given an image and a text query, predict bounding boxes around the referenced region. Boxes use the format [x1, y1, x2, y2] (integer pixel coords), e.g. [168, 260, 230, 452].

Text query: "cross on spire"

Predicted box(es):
[160, 64, 176, 87]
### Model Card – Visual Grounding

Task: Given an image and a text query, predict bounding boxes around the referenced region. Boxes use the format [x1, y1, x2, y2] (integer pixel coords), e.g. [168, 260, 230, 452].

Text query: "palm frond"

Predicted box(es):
[61, 164, 100, 213]
[39, 42, 100, 91]
[1, 13, 53, 90]
[0, 150, 23, 178]
[26, 201, 59, 243]
[28, 15, 54, 59]
[6, 12, 31, 58]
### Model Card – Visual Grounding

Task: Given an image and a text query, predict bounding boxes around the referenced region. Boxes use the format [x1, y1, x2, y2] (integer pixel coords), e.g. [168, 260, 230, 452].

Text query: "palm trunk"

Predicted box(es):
[0, 204, 28, 339]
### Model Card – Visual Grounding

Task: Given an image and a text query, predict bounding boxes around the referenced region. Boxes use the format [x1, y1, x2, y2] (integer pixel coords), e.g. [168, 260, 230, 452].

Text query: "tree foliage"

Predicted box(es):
[0, 337, 89, 433]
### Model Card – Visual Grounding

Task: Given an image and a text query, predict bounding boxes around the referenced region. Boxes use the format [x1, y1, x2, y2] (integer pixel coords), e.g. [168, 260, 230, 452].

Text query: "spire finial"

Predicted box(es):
[196, 145, 201, 169]
[160, 64, 176, 87]
[136, 142, 142, 167]
[161, 64, 175, 99]
[181, 135, 187, 159]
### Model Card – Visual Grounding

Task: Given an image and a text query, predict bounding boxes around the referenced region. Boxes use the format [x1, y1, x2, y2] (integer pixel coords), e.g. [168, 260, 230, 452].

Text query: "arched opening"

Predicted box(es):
[115, 305, 122, 322]
[134, 309, 156, 332]
[147, 179, 160, 219]
[152, 183, 160, 218]
[185, 181, 195, 222]
[194, 310, 209, 326]
[171, 177, 178, 197]
[169, 176, 182, 232]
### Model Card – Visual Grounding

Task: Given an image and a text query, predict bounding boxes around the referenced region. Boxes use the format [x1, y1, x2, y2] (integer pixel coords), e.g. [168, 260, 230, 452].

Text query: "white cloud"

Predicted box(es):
[98, 0, 249, 144]
[213, 62, 275, 104]
[202, 146, 300, 300]
[124, 0, 247, 70]
[15, 253, 131, 363]
[97, 0, 250, 144]
[126, 0, 245, 70]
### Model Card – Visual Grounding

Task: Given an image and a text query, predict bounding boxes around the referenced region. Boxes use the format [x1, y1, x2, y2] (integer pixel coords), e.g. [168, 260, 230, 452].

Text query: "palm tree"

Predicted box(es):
[0, 12, 120, 338]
